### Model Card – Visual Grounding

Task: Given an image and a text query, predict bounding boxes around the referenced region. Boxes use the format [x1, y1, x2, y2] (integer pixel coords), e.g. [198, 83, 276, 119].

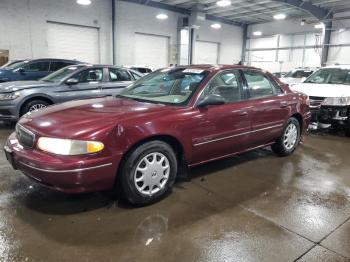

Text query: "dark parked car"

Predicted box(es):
[4, 65, 310, 205]
[0, 58, 82, 82]
[0, 64, 143, 121]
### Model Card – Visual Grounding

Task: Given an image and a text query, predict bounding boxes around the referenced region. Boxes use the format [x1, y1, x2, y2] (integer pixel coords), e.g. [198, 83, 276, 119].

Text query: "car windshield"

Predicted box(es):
[118, 67, 209, 105]
[3, 60, 29, 70]
[41, 65, 84, 82]
[304, 68, 350, 85]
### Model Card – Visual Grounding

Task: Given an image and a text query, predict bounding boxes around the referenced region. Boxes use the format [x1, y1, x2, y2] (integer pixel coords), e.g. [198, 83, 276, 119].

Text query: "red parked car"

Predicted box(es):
[4, 65, 311, 205]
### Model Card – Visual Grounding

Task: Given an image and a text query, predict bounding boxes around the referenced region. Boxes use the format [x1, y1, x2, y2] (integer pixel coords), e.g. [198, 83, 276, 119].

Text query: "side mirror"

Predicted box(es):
[197, 94, 225, 108]
[66, 78, 79, 85]
[15, 67, 25, 74]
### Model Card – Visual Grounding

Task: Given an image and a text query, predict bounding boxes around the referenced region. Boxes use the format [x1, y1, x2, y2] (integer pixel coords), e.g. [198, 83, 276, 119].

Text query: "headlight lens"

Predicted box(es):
[0, 92, 20, 101]
[37, 137, 104, 155]
[322, 97, 350, 106]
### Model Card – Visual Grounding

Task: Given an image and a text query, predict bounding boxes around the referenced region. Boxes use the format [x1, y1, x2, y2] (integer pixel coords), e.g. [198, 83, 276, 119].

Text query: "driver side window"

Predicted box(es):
[23, 61, 50, 72]
[73, 68, 103, 83]
[200, 71, 242, 103]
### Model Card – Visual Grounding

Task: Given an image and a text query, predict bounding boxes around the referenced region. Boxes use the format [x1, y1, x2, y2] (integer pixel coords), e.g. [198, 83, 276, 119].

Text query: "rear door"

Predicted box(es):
[49, 61, 74, 73]
[99, 67, 135, 96]
[191, 70, 252, 163]
[57, 67, 104, 102]
[241, 70, 292, 147]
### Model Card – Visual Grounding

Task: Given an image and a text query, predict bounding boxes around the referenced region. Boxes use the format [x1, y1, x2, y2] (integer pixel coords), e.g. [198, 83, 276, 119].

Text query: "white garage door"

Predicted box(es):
[194, 41, 219, 64]
[47, 22, 100, 64]
[134, 33, 169, 69]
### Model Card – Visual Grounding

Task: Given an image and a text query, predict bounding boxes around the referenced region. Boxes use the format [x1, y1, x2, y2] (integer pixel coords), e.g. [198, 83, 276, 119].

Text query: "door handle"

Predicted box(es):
[280, 102, 288, 108]
[239, 110, 248, 116]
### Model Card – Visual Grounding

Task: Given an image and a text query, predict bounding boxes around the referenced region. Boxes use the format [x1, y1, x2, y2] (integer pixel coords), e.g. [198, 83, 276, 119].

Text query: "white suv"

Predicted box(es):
[291, 65, 350, 135]
[280, 68, 316, 85]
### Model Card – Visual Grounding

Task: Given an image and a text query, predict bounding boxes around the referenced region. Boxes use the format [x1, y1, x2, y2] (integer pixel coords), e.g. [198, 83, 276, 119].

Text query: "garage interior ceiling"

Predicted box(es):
[149, 0, 350, 24]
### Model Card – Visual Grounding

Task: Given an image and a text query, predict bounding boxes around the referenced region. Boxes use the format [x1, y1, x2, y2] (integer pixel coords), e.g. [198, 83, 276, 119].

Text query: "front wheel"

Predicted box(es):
[119, 141, 178, 206]
[21, 99, 50, 116]
[271, 117, 301, 156]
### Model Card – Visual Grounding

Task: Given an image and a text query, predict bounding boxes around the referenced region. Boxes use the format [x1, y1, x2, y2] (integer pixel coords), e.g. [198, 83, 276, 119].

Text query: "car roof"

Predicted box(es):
[171, 64, 262, 73]
[324, 64, 350, 69]
[23, 58, 82, 63]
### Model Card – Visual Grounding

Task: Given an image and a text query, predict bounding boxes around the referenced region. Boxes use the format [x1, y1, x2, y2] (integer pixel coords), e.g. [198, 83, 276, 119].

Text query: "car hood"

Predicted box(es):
[290, 83, 350, 98]
[19, 97, 175, 139]
[0, 80, 57, 92]
[280, 77, 303, 85]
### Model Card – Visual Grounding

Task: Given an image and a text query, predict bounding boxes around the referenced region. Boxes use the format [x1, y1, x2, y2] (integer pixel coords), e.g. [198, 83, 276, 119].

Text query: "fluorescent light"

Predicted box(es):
[273, 13, 286, 20]
[156, 13, 168, 20]
[216, 0, 231, 7]
[76, 0, 91, 5]
[314, 23, 324, 29]
[253, 31, 262, 36]
[211, 23, 222, 29]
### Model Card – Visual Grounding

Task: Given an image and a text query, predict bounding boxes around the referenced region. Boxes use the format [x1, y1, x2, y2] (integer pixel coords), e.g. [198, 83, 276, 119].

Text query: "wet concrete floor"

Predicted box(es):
[0, 123, 349, 262]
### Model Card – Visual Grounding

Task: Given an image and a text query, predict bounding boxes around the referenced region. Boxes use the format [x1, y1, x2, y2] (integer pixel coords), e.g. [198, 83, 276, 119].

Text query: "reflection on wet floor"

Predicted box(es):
[0, 123, 349, 261]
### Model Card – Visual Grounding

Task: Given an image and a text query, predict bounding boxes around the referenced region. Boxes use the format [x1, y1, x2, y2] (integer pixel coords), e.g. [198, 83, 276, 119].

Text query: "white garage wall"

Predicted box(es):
[0, 0, 112, 63]
[246, 18, 350, 73]
[195, 21, 243, 64]
[115, 1, 181, 68]
[115, 1, 243, 67]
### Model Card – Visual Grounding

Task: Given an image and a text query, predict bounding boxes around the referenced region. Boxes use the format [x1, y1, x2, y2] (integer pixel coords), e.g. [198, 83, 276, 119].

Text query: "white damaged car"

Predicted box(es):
[291, 65, 350, 136]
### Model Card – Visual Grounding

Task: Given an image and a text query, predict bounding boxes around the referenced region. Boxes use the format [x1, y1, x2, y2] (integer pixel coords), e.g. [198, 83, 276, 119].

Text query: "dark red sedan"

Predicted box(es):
[4, 65, 311, 205]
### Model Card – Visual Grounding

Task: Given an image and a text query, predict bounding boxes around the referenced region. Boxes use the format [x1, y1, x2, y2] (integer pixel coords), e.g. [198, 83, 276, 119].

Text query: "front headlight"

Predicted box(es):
[37, 137, 104, 155]
[0, 92, 20, 101]
[322, 97, 350, 106]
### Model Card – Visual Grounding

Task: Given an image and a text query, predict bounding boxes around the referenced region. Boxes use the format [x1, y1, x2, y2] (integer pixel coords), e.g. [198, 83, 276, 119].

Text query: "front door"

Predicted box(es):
[56, 67, 104, 102]
[20, 61, 50, 80]
[191, 70, 252, 164]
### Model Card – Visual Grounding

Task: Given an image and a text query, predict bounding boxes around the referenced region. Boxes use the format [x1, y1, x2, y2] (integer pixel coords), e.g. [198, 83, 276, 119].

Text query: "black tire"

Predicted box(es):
[119, 140, 178, 206]
[21, 99, 50, 116]
[345, 121, 350, 137]
[271, 117, 301, 157]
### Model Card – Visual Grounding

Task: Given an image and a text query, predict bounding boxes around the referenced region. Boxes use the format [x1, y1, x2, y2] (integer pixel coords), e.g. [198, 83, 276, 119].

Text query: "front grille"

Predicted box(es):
[309, 96, 325, 108]
[16, 124, 35, 148]
[319, 106, 349, 124]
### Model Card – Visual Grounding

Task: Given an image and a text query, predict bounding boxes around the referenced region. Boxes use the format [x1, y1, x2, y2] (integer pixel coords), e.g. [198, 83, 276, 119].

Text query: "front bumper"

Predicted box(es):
[0, 104, 19, 120]
[4, 132, 121, 193]
[308, 105, 349, 130]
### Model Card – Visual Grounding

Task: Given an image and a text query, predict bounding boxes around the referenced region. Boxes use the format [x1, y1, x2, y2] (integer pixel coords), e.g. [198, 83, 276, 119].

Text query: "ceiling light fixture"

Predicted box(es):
[273, 13, 286, 20]
[156, 13, 168, 20]
[253, 31, 262, 36]
[314, 23, 324, 29]
[211, 23, 222, 29]
[76, 0, 91, 6]
[216, 0, 231, 7]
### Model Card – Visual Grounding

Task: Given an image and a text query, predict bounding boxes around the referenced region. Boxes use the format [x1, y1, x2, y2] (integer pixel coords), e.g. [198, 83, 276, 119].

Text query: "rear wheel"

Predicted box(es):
[21, 99, 50, 116]
[271, 117, 301, 156]
[119, 141, 177, 206]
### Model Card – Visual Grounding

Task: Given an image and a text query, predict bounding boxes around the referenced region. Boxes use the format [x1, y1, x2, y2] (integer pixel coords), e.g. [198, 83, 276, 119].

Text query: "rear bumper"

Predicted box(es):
[4, 132, 121, 193]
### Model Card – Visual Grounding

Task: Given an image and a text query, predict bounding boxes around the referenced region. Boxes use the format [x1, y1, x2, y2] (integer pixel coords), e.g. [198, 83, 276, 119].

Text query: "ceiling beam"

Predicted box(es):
[271, 0, 331, 20]
[120, 0, 244, 26]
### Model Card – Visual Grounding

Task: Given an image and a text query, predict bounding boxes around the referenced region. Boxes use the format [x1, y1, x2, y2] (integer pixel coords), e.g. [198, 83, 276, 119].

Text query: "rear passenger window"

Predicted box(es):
[109, 68, 132, 81]
[244, 71, 274, 99]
